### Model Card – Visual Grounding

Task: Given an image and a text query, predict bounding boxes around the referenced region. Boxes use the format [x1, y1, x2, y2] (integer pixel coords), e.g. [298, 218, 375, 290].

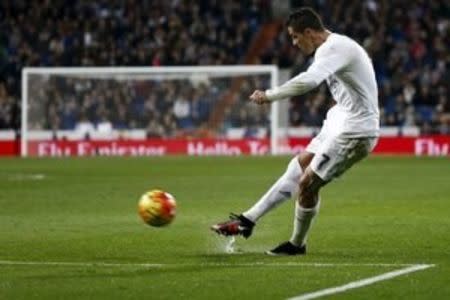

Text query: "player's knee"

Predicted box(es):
[299, 170, 319, 193]
[298, 170, 322, 208]
[298, 152, 314, 170]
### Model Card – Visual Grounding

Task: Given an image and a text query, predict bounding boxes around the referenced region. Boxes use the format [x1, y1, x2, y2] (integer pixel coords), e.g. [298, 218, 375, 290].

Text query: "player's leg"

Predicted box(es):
[267, 167, 325, 255]
[290, 167, 324, 244]
[211, 152, 314, 238]
[266, 131, 327, 254]
[210, 129, 327, 238]
[268, 136, 378, 255]
[291, 137, 378, 245]
[242, 152, 314, 222]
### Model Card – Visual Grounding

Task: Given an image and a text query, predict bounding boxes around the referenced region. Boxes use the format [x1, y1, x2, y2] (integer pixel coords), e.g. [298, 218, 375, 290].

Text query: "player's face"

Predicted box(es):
[288, 26, 315, 55]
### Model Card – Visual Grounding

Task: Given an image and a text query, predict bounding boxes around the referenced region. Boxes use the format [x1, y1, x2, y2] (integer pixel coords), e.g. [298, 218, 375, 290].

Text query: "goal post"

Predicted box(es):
[21, 66, 286, 157]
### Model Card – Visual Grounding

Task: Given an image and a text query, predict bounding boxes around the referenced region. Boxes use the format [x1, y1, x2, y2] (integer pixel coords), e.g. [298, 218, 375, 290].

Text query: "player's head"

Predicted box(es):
[286, 7, 326, 55]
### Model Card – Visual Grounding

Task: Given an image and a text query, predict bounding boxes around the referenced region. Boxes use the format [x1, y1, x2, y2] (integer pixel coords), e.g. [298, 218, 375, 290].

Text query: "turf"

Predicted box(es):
[0, 156, 449, 299]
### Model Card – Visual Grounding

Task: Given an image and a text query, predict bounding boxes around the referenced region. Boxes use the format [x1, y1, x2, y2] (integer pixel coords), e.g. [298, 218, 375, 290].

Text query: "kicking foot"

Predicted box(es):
[266, 241, 306, 256]
[211, 213, 255, 238]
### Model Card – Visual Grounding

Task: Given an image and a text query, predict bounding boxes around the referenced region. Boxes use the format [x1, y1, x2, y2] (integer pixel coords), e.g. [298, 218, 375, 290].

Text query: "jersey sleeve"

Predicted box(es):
[265, 38, 352, 101]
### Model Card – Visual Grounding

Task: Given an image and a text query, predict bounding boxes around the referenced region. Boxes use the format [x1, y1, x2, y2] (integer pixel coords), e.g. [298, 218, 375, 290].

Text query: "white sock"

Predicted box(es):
[289, 198, 320, 247]
[243, 157, 302, 222]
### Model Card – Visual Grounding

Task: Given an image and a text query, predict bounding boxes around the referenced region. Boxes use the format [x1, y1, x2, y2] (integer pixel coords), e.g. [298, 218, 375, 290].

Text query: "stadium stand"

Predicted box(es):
[0, 0, 448, 135]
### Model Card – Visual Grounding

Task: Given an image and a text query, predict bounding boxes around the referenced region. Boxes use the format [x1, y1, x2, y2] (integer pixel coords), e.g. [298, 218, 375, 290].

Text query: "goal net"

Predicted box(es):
[21, 66, 290, 157]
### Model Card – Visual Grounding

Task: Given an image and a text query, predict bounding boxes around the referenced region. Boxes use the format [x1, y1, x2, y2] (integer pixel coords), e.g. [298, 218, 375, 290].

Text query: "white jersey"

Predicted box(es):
[266, 33, 380, 137]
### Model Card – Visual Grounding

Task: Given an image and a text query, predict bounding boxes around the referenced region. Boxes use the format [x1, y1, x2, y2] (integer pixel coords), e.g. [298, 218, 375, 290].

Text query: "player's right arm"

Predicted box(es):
[264, 39, 352, 102]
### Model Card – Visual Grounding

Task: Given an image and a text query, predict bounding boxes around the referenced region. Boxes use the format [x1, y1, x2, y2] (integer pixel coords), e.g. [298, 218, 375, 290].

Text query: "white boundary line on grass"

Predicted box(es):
[0, 260, 164, 268]
[0, 260, 419, 268]
[0, 260, 434, 300]
[288, 264, 435, 300]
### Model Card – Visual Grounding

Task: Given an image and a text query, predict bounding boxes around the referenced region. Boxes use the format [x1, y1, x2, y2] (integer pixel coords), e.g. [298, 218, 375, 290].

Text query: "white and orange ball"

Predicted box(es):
[138, 190, 176, 227]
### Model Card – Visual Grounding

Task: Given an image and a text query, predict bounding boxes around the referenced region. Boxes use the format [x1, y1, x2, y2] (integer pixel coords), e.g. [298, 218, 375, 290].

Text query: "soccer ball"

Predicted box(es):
[138, 190, 177, 227]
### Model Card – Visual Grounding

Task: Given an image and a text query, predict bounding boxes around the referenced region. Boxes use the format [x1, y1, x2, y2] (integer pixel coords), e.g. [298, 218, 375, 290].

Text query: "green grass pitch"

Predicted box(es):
[0, 156, 449, 299]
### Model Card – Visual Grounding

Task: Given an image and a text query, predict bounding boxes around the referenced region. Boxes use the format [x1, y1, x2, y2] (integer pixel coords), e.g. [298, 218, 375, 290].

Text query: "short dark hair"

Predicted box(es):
[286, 7, 325, 33]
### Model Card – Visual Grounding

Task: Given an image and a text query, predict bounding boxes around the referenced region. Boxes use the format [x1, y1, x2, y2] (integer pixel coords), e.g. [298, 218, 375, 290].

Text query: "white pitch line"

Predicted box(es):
[288, 264, 435, 300]
[0, 260, 417, 268]
[6, 174, 46, 181]
[0, 260, 164, 268]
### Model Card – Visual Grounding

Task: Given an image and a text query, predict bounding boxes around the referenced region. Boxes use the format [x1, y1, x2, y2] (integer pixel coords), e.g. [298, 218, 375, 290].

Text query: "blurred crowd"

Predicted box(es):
[0, 0, 269, 135]
[0, 0, 449, 136]
[27, 74, 269, 138]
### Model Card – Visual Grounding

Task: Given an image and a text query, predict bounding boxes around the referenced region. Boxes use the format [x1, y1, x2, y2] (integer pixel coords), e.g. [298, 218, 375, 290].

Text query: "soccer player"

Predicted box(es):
[211, 7, 380, 255]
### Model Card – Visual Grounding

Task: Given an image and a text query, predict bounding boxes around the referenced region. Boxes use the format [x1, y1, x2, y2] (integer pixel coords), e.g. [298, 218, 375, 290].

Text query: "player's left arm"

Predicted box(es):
[261, 42, 352, 103]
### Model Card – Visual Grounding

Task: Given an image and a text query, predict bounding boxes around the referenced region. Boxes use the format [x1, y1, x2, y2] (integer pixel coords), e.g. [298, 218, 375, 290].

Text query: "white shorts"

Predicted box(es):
[306, 131, 378, 182]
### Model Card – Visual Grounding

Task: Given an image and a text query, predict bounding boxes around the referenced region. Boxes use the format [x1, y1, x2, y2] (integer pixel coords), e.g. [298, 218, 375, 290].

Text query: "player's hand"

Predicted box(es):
[249, 90, 270, 105]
